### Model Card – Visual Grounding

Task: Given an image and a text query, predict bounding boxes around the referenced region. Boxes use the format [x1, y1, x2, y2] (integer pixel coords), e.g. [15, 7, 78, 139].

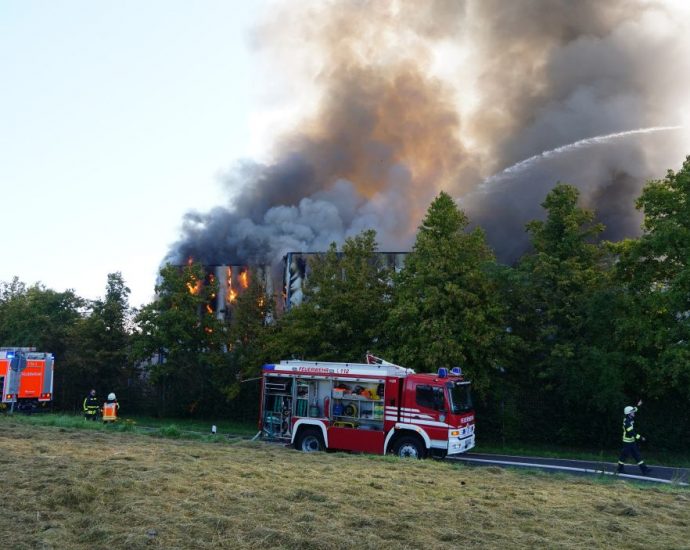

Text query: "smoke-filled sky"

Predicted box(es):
[3, 0, 690, 307]
[170, 0, 690, 267]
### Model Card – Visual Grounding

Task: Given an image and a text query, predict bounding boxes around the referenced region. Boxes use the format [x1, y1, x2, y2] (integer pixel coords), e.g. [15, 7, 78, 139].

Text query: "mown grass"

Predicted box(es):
[9, 412, 690, 467]
[127, 414, 258, 436]
[1, 417, 688, 549]
[3, 412, 257, 441]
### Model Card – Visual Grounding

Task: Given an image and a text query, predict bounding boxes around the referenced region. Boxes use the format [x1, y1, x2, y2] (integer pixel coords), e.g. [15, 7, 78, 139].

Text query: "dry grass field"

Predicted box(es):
[1, 418, 688, 549]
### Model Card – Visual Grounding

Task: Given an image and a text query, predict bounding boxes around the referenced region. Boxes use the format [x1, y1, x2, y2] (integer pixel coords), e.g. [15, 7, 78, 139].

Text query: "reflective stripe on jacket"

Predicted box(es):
[83, 395, 99, 413]
[622, 416, 641, 443]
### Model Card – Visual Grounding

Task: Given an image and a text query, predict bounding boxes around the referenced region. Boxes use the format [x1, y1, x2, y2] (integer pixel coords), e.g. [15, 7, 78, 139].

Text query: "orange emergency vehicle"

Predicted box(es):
[1, 348, 54, 412]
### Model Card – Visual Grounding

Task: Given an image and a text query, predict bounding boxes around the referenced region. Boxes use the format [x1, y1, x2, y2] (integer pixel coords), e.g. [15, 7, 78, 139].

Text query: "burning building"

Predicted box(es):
[178, 252, 407, 319]
[283, 252, 407, 311]
[179, 263, 274, 321]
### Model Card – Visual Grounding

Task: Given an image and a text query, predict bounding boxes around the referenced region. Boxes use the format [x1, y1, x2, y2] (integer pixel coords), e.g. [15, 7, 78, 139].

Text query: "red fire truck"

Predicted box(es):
[0, 348, 54, 412]
[259, 355, 475, 458]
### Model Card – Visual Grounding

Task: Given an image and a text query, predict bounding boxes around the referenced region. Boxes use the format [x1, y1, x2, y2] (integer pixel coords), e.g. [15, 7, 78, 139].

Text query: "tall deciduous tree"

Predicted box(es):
[133, 262, 225, 416]
[214, 271, 273, 409]
[386, 192, 504, 395]
[613, 156, 690, 404]
[512, 184, 620, 444]
[64, 273, 134, 409]
[0, 278, 84, 356]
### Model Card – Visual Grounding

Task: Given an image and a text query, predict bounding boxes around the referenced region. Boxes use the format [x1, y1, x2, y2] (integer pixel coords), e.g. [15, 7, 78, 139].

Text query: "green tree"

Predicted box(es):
[385, 192, 504, 395]
[266, 230, 391, 362]
[610, 157, 690, 450]
[133, 262, 225, 416]
[213, 270, 273, 416]
[512, 184, 622, 444]
[613, 157, 690, 393]
[0, 279, 84, 356]
[63, 273, 134, 410]
[0, 278, 29, 343]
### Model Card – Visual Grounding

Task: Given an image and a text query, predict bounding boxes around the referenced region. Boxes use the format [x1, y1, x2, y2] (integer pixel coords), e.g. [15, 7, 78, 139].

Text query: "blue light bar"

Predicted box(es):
[262, 364, 275, 371]
[438, 367, 448, 378]
[451, 367, 462, 376]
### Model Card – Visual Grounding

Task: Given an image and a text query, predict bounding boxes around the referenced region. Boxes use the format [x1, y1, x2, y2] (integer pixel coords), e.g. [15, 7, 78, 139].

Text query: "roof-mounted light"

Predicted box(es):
[451, 367, 462, 376]
[438, 368, 448, 378]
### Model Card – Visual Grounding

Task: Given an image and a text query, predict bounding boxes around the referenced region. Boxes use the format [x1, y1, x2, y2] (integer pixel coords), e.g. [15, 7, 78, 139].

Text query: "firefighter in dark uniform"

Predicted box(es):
[617, 399, 651, 475]
[83, 388, 99, 421]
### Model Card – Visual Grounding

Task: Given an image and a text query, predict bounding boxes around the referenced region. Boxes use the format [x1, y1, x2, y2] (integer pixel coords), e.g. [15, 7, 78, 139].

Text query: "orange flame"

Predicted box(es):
[226, 267, 237, 303]
[185, 257, 202, 295]
[187, 278, 202, 295]
[239, 269, 249, 289]
[208, 273, 216, 299]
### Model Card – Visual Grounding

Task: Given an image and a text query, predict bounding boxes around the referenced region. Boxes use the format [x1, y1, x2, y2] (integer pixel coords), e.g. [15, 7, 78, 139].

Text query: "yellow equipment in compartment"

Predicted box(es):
[333, 421, 357, 429]
[343, 402, 358, 417]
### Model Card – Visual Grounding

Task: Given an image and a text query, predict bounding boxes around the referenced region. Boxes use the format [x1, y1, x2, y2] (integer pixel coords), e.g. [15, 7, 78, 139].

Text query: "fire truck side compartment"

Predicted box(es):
[259, 359, 475, 457]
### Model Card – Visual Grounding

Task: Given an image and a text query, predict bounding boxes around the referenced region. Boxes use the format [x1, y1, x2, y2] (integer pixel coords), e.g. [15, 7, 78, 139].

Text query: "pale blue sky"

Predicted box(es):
[1, 1, 262, 307]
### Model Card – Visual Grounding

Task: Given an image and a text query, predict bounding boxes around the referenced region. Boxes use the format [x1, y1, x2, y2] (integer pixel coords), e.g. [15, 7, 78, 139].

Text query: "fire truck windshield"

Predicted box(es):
[448, 381, 473, 414]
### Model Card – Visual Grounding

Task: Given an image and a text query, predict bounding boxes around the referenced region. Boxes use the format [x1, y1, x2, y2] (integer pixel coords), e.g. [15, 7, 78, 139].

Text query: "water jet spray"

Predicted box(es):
[482, 126, 684, 188]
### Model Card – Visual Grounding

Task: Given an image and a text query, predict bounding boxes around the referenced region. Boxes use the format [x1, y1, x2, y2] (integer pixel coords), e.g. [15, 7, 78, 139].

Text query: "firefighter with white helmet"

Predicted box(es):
[106, 392, 119, 408]
[617, 399, 651, 475]
[102, 392, 120, 423]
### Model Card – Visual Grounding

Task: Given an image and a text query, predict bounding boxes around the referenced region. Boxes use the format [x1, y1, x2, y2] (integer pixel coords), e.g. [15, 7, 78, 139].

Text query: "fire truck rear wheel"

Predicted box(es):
[393, 435, 426, 459]
[296, 428, 325, 453]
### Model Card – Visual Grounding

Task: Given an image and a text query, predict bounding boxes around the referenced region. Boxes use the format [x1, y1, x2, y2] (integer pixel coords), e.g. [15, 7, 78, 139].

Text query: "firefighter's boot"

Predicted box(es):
[639, 462, 651, 476]
[616, 462, 625, 474]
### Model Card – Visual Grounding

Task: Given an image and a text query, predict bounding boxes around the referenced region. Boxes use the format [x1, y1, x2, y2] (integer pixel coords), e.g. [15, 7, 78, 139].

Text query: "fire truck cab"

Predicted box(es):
[1, 349, 54, 412]
[259, 356, 475, 458]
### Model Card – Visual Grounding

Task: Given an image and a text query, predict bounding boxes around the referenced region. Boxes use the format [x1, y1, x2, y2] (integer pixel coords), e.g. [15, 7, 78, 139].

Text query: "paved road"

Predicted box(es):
[446, 452, 689, 486]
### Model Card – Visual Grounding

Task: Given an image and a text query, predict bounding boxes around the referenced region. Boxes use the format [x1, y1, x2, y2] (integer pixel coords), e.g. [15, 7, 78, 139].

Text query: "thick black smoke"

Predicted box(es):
[166, 0, 689, 266]
[458, 0, 689, 260]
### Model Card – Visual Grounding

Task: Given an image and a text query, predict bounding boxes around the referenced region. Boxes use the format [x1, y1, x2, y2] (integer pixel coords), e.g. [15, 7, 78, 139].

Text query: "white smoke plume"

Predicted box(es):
[167, 0, 690, 266]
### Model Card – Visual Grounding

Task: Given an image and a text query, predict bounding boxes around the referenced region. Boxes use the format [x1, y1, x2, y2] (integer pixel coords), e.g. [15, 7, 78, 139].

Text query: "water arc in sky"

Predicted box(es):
[481, 126, 684, 188]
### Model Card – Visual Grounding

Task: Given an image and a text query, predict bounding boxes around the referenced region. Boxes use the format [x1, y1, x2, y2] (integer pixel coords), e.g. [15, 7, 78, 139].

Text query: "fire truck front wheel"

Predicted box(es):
[295, 427, 325, 453]
[392, 435, 427, 459]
